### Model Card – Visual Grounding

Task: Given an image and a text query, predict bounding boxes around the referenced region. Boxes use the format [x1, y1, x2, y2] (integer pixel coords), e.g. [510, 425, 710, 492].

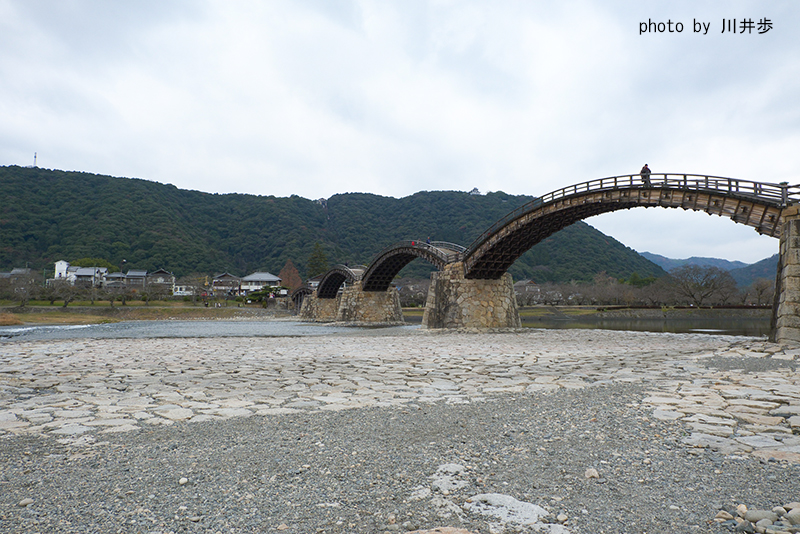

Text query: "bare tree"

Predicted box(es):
[10, 269, 40, 307]
[749, 278, 775, 306]
[540, 283, 564, 305]
[55, 280, 83, 308]
[666, 265, 738, 306]
[588, 272, 617, 305]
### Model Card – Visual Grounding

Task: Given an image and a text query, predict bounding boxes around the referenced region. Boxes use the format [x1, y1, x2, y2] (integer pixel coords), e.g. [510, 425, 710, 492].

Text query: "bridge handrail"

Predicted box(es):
[429, 241, 466, 253]
[465, 173, 800, 258]
[368, 239, 465, 268]
[371, 240, 461, 257]
[327, 264, 364, 280]
[290, 284, 313, 298]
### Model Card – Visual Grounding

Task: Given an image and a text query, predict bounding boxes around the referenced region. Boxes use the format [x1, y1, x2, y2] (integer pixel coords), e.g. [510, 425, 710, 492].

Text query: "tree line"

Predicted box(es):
[1, 262, 775, 309]
[514, 265, 775, 308]
[1, 165, 664, 283]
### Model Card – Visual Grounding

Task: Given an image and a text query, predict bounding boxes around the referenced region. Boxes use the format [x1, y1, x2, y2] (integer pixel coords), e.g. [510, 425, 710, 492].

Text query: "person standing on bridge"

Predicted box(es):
[640, 164, 651, 186]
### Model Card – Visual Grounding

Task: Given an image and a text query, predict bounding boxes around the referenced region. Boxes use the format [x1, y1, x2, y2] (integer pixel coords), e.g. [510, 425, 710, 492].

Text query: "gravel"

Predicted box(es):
[703, 355, 797, 373]
[2, 384, 799, 534]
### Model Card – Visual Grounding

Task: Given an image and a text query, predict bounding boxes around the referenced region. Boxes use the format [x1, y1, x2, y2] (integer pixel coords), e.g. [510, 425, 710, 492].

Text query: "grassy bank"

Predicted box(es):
[0, 302, 291, 325]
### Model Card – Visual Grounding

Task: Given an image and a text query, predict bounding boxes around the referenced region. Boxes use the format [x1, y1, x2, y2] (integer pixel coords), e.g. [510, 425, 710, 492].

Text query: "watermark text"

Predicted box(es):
[639, 18, 772, 35]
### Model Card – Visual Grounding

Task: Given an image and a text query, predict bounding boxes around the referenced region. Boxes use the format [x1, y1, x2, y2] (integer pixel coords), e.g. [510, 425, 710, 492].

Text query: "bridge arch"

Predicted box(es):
[361, 241, 465, 292]
[463, 173, 799, 279]
[315, 265, 366, 299]
[290, 285, 313, 309]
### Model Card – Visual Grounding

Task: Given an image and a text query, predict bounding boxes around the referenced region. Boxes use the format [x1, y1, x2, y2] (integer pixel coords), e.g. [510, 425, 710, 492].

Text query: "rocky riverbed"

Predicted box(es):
[1, 328, 799, 533]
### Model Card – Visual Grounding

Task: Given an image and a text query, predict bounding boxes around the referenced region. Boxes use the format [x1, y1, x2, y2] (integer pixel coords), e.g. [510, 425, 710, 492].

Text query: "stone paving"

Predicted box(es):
[1, 328, 799, 462]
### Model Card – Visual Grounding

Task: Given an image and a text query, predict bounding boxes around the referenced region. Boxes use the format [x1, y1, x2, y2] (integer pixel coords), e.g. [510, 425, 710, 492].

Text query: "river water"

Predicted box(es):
[517, 316, 770, 337]
[0, 320, 419, 342]
[0, 315, 770, 342]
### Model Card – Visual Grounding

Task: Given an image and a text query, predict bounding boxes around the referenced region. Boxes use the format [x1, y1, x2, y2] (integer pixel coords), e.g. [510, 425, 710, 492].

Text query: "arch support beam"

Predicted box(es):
[422, 262, 520, 329]
[773, 206, 800, 344]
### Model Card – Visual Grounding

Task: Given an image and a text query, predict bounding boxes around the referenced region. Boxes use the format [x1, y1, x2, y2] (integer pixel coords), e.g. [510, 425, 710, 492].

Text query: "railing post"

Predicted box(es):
[781, 182, 789, 206]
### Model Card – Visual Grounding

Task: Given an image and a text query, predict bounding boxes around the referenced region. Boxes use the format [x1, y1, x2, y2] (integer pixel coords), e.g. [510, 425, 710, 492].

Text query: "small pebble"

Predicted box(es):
[178, 477, 188, 485]
[18, 498, 34, 507]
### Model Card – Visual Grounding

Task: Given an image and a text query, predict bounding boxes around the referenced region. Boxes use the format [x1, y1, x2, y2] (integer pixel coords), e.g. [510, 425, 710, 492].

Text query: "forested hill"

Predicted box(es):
[0, 165, 665, 282]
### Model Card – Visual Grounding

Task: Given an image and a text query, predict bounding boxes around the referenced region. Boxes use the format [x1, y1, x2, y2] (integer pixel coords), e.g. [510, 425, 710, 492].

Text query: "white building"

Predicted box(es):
[240, 272, 282, 294]
[54, 260, 72, 281]
[53, 260, 107, 287]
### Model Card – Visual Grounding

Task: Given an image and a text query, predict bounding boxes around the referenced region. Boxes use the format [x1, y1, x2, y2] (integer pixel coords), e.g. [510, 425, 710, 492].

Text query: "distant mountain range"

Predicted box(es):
[641, 251, 778, 288]
[729, 255, 779, 288]
[639, 252, 749, 271]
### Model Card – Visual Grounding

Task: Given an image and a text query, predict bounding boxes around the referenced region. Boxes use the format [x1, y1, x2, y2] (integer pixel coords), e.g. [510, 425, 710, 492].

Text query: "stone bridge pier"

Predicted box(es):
[299, 285, 403, 324]
[423, 262, 521, 329]
[336, 285, 403, 324]
[773, 206, 800, 344]
[298, 290, 339, 322]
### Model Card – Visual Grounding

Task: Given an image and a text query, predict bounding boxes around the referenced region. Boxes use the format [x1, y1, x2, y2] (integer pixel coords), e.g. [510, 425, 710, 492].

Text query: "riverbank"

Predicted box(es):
[1, 329, 799, 533]
[0, 304, 292, 325]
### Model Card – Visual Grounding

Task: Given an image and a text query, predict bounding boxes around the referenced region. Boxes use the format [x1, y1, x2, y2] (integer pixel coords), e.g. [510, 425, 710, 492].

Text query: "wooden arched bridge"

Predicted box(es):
[298, 172, 800, 340]
[361, 241, 465, 291]
[462, 173, 796, 279]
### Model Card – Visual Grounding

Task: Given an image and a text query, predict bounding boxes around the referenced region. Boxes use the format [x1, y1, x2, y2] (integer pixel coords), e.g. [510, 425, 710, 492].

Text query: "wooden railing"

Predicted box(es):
[370, 240, 465, 264]
[465, 174, 800, 259]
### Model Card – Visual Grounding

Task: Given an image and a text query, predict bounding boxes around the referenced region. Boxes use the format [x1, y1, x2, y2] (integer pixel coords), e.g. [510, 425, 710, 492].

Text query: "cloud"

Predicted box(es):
[1, 0, 797, 263]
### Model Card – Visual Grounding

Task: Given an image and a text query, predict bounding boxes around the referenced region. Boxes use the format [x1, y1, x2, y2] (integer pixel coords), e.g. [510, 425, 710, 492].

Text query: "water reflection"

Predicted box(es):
[520, 317, 770, 337]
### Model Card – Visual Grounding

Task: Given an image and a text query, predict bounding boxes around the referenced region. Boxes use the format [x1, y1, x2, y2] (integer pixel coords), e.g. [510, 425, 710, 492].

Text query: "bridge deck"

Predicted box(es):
[462, 174, 797, 279]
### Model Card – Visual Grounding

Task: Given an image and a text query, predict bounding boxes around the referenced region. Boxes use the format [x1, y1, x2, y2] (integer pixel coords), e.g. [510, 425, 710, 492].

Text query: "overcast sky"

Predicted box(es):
[2, 1, 798, 264]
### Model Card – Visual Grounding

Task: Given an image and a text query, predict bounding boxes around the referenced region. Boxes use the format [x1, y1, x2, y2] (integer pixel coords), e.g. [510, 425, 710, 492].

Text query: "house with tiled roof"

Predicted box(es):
[240, 272, 281, 294]
[212, 273, 241, 296]
[125, 270, 148, 288]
